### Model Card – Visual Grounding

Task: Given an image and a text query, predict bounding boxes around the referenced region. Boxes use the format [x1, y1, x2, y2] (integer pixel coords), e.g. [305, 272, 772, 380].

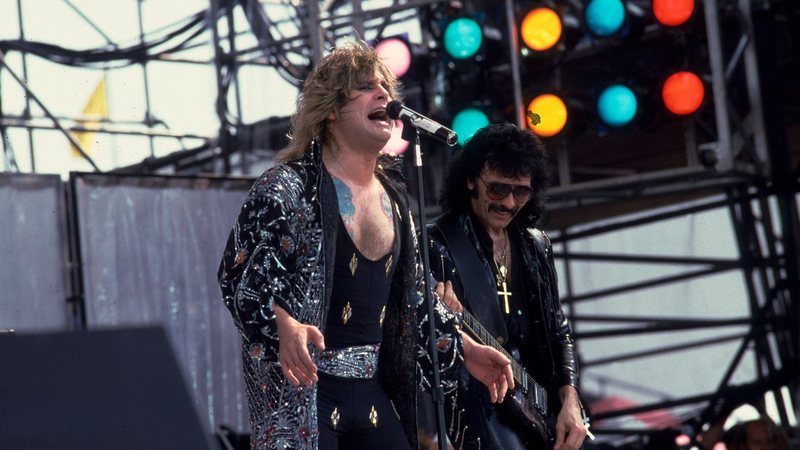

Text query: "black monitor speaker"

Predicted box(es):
[0, 326, 219, 450]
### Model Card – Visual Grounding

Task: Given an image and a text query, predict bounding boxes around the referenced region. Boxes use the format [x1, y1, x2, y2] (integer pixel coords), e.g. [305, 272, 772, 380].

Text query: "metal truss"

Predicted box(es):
[550, 183, 798, 440]
[0, 0, 230, 173]
[2, 0, 796, 443]
[537, 0, 799, 440]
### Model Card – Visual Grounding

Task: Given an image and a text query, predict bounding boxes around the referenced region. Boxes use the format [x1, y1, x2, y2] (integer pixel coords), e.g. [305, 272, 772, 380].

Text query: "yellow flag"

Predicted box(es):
[70, 76, 108, 157]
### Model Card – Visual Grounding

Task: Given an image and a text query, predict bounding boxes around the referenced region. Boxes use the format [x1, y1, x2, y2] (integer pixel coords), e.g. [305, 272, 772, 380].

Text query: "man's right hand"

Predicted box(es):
[274, 304, 325, 387]
[461, 333, 513, 403]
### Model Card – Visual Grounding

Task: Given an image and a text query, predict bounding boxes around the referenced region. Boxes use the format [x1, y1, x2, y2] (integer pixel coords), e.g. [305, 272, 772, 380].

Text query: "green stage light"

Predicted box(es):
[444, 18, 483, 60]
[597, 84, 638, 127]
[585, 0, 626, 37]
[452, 108, 490, 145]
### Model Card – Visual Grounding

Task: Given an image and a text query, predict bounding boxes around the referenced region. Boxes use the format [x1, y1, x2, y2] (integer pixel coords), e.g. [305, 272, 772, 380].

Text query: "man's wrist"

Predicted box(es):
[460, 331, 474, 359]
[274, 304, 292, 328]
[559, 385, 580, 401]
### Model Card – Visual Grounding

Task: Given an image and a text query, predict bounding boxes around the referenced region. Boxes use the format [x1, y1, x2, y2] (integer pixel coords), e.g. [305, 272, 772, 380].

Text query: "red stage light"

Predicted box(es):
[662, 71, 704, 115]
[653, 0, 695, 27]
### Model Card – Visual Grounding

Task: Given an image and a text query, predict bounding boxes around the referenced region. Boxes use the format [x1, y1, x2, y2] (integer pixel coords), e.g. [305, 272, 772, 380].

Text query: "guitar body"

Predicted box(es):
[458, 316, 558, 449]
[500, 348, 560, 450]
[501, 384, 557, 449]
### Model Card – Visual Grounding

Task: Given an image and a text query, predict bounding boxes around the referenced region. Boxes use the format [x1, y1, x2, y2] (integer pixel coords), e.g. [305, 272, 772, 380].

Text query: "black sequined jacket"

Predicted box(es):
[426, 211, 580, 447]
[218, 146, 463, 450]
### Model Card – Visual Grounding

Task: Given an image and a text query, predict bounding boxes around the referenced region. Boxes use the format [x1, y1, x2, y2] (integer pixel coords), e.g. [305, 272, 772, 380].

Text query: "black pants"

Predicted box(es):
[317, 373, 410, 450]
[462, 376, 529, 450]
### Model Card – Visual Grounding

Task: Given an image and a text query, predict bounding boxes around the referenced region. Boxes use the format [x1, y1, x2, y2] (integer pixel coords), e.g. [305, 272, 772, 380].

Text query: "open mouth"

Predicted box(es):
[367, 108, 388, 122]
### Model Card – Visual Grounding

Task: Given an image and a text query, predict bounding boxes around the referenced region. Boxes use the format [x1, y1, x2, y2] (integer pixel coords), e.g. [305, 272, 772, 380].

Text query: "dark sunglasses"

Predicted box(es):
[478, 177, 533, 203]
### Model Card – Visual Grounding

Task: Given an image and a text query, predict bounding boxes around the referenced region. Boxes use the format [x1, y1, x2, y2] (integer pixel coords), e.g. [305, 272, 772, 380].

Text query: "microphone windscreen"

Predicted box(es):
[386, 100, 403, 120]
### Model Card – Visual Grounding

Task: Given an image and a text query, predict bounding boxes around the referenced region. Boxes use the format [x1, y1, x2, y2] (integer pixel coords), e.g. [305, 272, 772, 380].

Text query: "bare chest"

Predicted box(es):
[333, 179, 396, 260]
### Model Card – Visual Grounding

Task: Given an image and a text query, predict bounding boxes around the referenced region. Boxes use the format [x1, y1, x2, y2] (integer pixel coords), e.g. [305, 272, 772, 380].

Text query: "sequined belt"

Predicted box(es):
[317, 344, 380, 379]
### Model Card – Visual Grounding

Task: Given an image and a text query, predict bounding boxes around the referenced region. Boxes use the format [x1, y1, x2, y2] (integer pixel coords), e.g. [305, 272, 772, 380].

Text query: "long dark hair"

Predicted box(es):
[439, 123, 552, 227]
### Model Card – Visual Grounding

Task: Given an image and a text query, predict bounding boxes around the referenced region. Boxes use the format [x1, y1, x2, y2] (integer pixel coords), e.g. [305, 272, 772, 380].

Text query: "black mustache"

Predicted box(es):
[489, 204, 518, 215]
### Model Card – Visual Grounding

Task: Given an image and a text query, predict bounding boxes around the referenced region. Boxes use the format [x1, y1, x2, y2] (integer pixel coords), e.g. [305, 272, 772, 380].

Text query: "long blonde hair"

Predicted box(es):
[276, 40, 401, 162]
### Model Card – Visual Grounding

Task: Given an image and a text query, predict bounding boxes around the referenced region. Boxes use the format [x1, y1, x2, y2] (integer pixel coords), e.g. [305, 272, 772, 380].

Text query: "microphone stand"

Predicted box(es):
[410, 128, 449, 450]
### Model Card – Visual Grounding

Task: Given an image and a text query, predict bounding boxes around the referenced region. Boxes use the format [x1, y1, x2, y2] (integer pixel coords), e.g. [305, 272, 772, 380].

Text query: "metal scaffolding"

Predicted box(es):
[0, 0, 796, 444]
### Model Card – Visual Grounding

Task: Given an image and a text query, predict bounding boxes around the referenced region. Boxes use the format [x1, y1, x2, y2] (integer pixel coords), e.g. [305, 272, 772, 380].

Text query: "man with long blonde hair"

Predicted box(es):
[219, 41, 513, 449]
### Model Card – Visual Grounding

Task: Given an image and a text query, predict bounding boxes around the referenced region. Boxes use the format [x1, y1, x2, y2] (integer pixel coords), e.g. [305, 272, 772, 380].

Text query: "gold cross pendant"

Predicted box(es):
[496, 264, 511, 314]
[497, 280, 512, 314]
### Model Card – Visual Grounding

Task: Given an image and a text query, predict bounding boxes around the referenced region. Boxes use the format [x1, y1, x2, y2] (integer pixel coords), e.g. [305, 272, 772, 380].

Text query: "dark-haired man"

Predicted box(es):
[426, 123, 587, 450]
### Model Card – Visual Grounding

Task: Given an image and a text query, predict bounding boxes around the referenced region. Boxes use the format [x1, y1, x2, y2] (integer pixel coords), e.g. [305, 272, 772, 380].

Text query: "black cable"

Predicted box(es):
[0, 9, 213, 68]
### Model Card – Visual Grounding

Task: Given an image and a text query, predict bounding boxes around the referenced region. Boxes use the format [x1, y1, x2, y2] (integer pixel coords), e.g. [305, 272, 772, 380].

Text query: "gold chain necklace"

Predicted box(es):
[492, 228, 509, 267]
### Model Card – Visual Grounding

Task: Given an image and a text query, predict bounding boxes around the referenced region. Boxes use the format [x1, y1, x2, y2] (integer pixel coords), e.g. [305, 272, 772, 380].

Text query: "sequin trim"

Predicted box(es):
[317, 344, 380, 379]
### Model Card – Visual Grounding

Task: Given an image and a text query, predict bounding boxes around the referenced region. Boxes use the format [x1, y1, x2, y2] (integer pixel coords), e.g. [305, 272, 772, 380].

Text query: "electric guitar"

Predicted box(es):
[459, 307, 557, 449]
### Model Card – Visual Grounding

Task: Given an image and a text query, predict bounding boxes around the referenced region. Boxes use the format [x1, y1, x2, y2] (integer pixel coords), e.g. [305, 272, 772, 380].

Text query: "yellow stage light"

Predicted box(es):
[521, 8, 562, 51]
[527, 94, 568, 137]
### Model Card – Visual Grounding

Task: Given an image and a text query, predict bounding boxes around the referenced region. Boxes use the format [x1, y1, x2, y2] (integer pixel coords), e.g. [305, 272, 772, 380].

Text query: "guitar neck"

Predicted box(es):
[459, 309, 540, 394]
[434, 251, 550, 419]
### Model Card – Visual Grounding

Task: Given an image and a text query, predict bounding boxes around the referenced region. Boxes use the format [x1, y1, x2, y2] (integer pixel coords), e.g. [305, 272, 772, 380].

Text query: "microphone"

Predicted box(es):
[386, 100, 458, 146]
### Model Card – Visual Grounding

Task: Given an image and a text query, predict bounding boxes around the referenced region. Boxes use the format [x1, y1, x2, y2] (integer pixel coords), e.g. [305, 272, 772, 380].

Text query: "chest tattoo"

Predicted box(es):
[380, 191, 393, 222]
[333, 177, 357, 241]
[331, 176, 395, 260]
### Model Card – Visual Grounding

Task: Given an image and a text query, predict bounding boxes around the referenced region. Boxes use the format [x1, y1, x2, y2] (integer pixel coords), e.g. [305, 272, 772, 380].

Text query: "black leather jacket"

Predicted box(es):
[426, 211, 580, 448]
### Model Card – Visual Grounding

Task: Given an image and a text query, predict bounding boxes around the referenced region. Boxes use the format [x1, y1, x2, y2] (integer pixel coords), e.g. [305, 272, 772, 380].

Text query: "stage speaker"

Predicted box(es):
[0, 326, 219, 450]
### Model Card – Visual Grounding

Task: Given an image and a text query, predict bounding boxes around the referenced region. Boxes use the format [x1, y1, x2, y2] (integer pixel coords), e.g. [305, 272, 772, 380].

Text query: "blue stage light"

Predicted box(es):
[597, 84, 638, 127]
[585, 0, 626, 37]
[452, 108, 490, 145]
[443, 18, 483, 60]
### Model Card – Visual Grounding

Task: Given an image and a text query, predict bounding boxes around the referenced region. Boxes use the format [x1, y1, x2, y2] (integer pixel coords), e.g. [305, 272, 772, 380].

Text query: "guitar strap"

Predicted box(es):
[432, 215, 509, 345]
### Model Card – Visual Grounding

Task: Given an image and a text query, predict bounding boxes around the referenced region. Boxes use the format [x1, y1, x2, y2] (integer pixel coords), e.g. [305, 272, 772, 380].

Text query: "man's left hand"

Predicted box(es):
[461, 333, 514, 403]
[434, 280, 463, 313]
[554, 385, 588, 450]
